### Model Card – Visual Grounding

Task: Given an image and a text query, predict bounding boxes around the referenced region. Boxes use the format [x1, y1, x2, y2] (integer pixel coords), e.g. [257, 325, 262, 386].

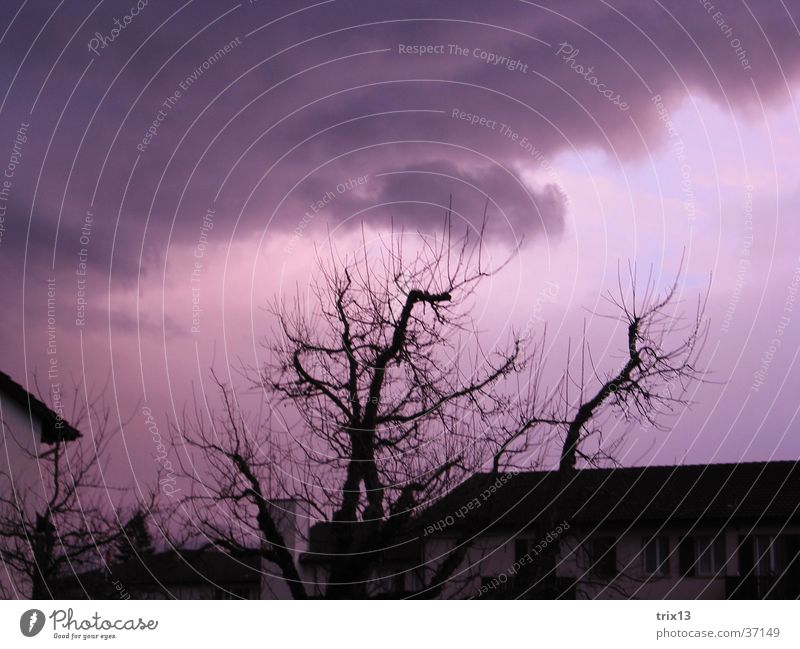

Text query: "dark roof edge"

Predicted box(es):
[0, 371, 81, 442]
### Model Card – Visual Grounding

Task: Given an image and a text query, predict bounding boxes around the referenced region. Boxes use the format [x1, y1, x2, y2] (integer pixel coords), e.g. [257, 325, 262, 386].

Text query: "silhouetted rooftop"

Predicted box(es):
[59, 549, 261, 597]
[305, 461, 800, 559]
[0, 371, 80, 443]
[420, 461, 800, 533]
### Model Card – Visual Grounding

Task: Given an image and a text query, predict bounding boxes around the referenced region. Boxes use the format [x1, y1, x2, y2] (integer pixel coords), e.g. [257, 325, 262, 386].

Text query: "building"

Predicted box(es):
[304, 461, 800, 599]
[415, 461, 800, 599]
[0, 371, 83, 598]
[60, 550, 262, 600]
[0, 371, 80, 447]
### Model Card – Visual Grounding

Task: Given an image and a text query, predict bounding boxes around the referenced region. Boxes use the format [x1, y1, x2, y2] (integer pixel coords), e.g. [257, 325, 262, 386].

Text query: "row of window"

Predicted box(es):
[595, 534, 780, 578]
[515, 534, 783, 579]
[641, 535, 729, 577]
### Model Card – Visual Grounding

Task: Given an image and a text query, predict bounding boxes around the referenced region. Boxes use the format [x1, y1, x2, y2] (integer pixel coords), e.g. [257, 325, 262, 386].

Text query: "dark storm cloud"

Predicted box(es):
[345, 159, 566, 241]
[0, 0, 798, 474]
[0, 0, 799, 289]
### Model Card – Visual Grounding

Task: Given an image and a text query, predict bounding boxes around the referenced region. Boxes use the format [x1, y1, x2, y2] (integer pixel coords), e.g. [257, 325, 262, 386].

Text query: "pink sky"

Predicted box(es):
[2, 1, 800, 494]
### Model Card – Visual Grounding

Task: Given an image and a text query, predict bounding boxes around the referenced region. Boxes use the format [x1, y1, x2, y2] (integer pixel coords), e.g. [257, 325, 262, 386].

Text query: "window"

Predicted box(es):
[694, 535, 726, 576]
[643, 536, 670, 576]
[753, 535, 777, 576]
[585, 537, 617, 577]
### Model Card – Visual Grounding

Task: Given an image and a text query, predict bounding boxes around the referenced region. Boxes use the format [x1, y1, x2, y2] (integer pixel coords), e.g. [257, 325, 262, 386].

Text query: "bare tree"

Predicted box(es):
[176, 209, 544, 598]
[173, 375, 310, 599]
[509, 263, 708, 598]
[175, 207, 707, 599]
[0, 379, 139, 599]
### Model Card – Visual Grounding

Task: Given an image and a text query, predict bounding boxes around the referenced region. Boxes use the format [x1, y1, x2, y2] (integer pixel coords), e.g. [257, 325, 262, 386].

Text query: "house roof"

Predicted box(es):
[111, 549, 261, 587]
[305, 461, 800, 557]
[418, 461, 800, 535]
[61, 549, 261, 595]
[0, 371, 80, 443]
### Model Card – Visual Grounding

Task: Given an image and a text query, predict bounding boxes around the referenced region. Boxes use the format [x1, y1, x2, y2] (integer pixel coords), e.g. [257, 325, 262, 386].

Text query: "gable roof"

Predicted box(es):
[419, 461, 800, 535]
[110, 549, 261, 588]
[300, 461, 800, 564]
[59, 549, 261, 597]
[0, 371, 80, 443]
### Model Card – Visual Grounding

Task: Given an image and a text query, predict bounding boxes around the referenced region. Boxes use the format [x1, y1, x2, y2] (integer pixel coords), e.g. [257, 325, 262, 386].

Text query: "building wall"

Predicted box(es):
[258, 499, 313, 599]
[421, 523, 800, 599]
[562, 526, 733, 599]
[420, 534, 512, 599]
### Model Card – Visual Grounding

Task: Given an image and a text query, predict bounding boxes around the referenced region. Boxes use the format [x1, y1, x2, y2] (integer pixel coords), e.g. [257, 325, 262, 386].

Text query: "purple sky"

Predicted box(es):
[2, 0, 800, 491]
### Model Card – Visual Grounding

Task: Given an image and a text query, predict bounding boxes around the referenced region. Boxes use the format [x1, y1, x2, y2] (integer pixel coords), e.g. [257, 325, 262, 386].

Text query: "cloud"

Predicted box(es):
[2, 0, 798, 285]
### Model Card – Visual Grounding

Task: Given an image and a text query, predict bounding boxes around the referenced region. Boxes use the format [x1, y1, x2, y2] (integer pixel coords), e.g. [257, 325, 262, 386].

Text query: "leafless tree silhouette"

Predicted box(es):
[0, 380, 143, 599]
[175, 208, 707, 599]
[175, 206, 556, 598]
[511, 261, 709, 598]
